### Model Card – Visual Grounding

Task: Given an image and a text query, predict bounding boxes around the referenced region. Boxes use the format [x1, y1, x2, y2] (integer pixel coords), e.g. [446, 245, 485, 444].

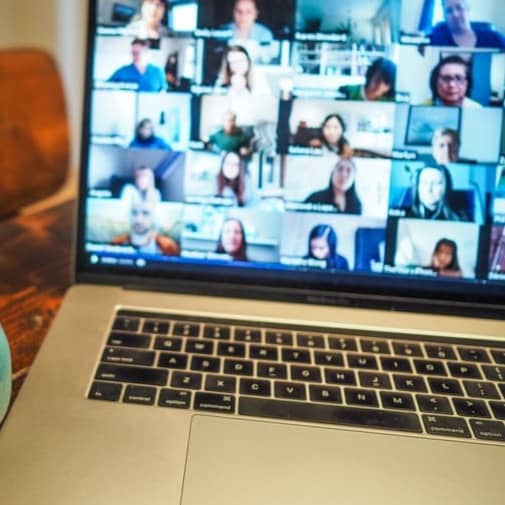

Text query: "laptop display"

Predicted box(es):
[79, 0, 505, 307]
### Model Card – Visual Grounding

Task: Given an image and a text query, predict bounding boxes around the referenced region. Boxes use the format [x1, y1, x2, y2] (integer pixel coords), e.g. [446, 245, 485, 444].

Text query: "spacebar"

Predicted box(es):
[239, 397, 422, 433]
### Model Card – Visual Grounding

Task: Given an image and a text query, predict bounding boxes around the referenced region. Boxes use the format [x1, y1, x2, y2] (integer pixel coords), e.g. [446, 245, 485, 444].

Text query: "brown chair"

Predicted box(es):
[0, 48, 69, 218]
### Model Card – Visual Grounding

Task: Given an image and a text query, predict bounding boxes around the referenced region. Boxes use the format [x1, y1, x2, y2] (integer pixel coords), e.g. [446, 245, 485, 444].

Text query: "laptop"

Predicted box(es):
[1, 0, 505, 503]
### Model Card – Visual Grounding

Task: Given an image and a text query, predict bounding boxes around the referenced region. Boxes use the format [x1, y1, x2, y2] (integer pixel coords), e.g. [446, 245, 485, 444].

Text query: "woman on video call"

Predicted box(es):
[305, 158, 362, 214]
[215, 218, 249, 261]
[305, 224, 349, 270]
[309, 114, 353, 157]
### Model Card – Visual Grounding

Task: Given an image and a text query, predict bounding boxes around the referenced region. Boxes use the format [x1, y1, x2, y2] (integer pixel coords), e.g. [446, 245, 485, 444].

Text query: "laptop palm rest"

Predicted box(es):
[181, 415, 503, 505]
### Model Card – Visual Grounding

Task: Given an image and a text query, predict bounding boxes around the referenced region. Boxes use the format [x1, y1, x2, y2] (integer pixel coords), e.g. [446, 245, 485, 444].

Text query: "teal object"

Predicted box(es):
[0, 324, 11, 423]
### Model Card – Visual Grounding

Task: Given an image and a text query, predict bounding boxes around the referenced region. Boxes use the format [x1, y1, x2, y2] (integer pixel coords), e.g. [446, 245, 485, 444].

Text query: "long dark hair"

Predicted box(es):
[320, 113, 349, 155]
[218, 45, 252, 91]
[329, 159, 362, 214]
[216, 152, 247, 206]
[430, 55, 472, 102]
[215, 218, 248, 261]
[135, 118, 154, 141]
[365, 57, 396, 99]
[306, 224, 339, 268]
[413, 164, 453, 207]
[431, 238, 461, 272]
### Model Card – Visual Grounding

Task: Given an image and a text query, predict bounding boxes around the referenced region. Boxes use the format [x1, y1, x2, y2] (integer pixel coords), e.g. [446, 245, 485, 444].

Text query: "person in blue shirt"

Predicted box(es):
[429, 0, 505, 49]
[129, 118, 171, 150]
[222, 0, 275, 63]
[108, 38, 166, 92]
[305, 224, 349, 271]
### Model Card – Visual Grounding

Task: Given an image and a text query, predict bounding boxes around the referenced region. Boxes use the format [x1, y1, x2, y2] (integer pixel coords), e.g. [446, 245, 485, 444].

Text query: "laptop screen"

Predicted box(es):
[79, 0, 505, 306]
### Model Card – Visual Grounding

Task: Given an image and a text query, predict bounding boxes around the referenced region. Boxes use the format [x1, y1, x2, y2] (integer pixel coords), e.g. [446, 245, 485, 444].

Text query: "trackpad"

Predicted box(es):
[181, 415, 502, 505]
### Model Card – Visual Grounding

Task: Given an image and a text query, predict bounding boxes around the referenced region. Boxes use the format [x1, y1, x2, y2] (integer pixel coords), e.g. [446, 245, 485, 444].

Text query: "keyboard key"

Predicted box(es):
[297, 334, 325, 349]
[463, 380, 500, 400]
[205, 375, 236, 394]
[194, 392, 235, 414]
[324, 368, 356, 386]
[171, 371, 202, 390]
[249, 345, 278, 361]
[291, 365, 322, 383]
[235, 327, 262, 343]
[185, 339, 214, 355]
[453, 398, 490, 418]
[482, 365, 505, 382]
[154, 336, 182, 352]
[447, 362, 481, 380]
[158, 389, 191, 409]
[123, 385, 156, 406]
[414, 359, 447, 376]
[281, 348, 311, 364]
[112, 317, 140, 332]
[428, 378, 463, 396]
[422, 415, 471, 439]
[470, 419, 505, 442]
[101, 347, 155, 367]
[190, 356, 221, 373]
[173, 322, 200, 337]
[491, 349, 505, 364]
[203, 325, 231, 340]
[314, 351, 344, 367]
[392, 342, 423, 357]
[345, 388, 379, 407]
[95, 364, 167, 386]
[257, 362, 287, 379]
[489, 402, 505, 420]
[265, 330, 293, 346]
[380, 392, 415, 411]
[499, 384, 505, 400]
[425, 344, 456, 361]
[274, 381, 306, 400]
[107, 331, 151, 349]
[328, 336, 357, 351]
[416, 395, 453, 415]
[381, 357, 412, 373]
[223, 359, 254, 376]
[239, 398, 422, 433]
[347, 353, 378, 370]
[88, 381, 122, 402]
[309, 385, 342, 404]
[158, 352, 188, 370]
[457, 347, 490, 363]
[359, 372, 392, 390]
[360, 339, 390, 355]
[393, 374, 427, 393]
[240, 378, 272, 397]
[142, 320, 169, 335]
[217, 342, 246, 358]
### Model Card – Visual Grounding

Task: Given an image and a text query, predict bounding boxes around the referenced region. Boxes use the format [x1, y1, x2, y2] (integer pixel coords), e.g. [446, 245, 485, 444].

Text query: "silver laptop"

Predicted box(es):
[1, 0, 505, 503]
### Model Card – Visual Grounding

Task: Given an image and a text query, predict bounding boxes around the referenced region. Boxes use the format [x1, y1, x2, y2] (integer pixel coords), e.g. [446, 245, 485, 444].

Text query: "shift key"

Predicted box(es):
[95, 364, 168, 386]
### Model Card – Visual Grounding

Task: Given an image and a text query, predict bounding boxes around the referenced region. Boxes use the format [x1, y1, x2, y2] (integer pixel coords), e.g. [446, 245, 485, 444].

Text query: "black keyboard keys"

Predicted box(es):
[107, 331, 151, 349]
[309, 385, 342, 404]
[359, 372, 392, 390]
[194, 392, 235, 414]
[240, 378, 271, 397]
[170, 371, 202, 390]
[491, 349, 505, 364]
[463, 380, 500, 400]
[345, 388, 379, 408]
[158, 389, 191, 409]
[224, 359, 254, 376]
[217, 342, 246, 358]
[393, 374, 427, 393]
[447, 362, 482, 380]
[428, 378, 463, 396]
[457, 347, 490, 363]
[416, 395, 453, 415]
[101, 347, 155, 366]
[380, 392, 415, 411]
[190, 356, 221, 373]
[205, 375, 236, 394]
[347, 353, 378, 370]
[95, 364, 167, 386]
[453, 398, 490, 418]
[392, 342, 423, 357]
[203, 325, 231, 340]
[173, 322, 200, 337]
[112, 317, 140, 332]
[123, 385, 156, 406]
[422, 415, 471, 439]
[89, 381, 122, 402]
[274, 381, 306, 400]
[381, 357, 412, 373]
[425, 344, 456, 360]
[257, 362, 287, 379]
[470, 420, 505, 443]
[414, 359, 447, 376]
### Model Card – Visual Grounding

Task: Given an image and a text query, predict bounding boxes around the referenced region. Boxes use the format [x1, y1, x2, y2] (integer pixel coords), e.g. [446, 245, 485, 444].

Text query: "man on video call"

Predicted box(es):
[429, 0, 505, 49]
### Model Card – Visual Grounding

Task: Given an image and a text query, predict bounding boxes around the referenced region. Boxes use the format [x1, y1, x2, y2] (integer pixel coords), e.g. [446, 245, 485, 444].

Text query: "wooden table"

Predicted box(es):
[0, 200, 74, 417]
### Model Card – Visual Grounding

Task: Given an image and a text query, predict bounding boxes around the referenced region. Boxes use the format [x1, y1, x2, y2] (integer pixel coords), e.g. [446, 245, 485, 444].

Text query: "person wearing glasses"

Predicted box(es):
[429, 0, 505, 49]
[422, 55, 481, 108]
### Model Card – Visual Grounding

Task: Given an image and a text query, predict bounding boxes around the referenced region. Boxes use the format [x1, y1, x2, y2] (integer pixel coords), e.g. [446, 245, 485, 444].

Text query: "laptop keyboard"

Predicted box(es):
[88, 309, 505, 444]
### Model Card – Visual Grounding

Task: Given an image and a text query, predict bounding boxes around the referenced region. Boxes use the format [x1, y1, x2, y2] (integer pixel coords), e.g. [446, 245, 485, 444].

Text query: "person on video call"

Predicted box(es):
[125, 0, 170, 39]
[424, 238, 463, 277]
[423, 55, 480, 108]
[215, 217, 248, 261]
[429, 0, 505, 49]
[108, 38, 166, 92]
[129, 118, 171, 150]
[431, 128, 460, 164]
[305, 158, 362, 214]
[339, 58, 397, 102]
[120, 166, 162, 205]
[305, 224, 349, 270]
[406, 164, 468, 221]
[222, 0, 274, 63]
[208, 111, 251, 155]
[216, 151, 255, 207]
[308, 114, 352, 158]
[111, 199, 179, 255]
